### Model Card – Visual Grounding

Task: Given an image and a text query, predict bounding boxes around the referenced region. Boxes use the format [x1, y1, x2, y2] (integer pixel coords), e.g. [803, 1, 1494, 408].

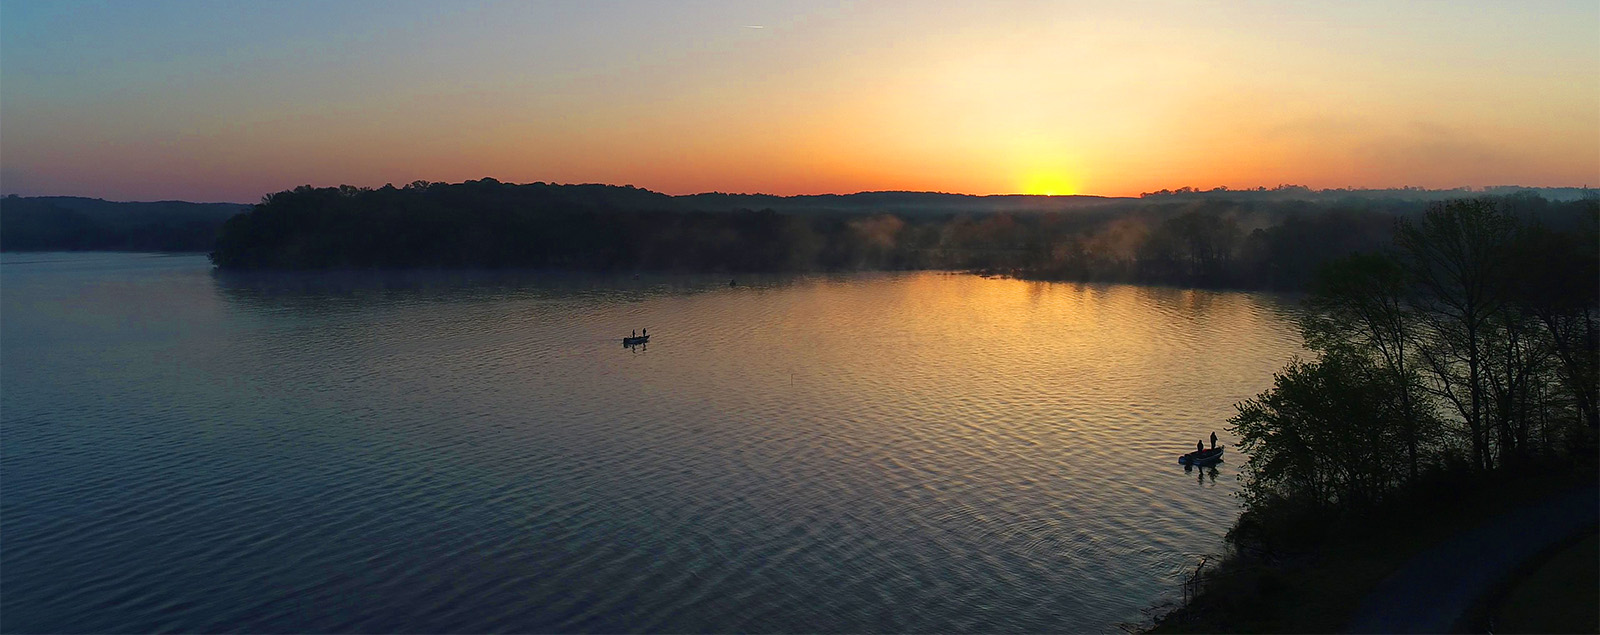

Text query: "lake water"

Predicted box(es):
[1, 252, 1303, 633]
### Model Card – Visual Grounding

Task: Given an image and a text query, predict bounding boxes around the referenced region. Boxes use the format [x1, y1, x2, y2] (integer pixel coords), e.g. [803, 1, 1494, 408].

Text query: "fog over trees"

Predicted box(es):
[204, 179, 1596, 293]
[1231, 195, 1597, 528]
[5, 181, 1592, 296]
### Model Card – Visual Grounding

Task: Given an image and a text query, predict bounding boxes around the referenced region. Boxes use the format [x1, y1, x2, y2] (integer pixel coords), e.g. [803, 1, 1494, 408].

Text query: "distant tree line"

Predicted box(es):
[1140, 183, 1594, 203]
[1228, 196, 1598, 530]
[0, 195, 245, 252]
[209, 181, 944, 272]
[208, 179, 1596, 295]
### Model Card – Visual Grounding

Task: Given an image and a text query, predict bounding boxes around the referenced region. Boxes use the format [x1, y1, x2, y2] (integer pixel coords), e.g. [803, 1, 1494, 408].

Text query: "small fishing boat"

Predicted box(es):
[1179, 446, 1224, 466]
[622, 334, 650, 346]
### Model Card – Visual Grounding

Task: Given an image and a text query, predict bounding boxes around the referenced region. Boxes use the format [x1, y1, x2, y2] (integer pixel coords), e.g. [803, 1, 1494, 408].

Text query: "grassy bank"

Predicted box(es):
[1457, 526, 1599, 633]
[1149, 458, 1597, 633]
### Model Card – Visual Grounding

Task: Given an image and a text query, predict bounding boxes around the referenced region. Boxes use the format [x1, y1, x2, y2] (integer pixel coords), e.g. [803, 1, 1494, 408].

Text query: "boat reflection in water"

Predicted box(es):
[1185, 463, 1222, 485]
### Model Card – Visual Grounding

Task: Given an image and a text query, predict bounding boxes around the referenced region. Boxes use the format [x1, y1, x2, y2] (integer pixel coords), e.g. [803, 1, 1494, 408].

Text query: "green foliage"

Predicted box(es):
[1230, 195, 1598, 528]
[1160, 196, 1596, 633]
[1230, 353, 1416, 511]
[1304, 252, 1439, 479]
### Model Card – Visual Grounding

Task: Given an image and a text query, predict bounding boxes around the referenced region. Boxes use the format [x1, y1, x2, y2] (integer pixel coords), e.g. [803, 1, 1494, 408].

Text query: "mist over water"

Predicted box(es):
[1, 253, 1303, 633]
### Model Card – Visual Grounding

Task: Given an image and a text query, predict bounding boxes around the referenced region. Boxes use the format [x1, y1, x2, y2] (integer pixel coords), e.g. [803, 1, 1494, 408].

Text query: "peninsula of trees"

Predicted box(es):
[207, 179, 1595, 292]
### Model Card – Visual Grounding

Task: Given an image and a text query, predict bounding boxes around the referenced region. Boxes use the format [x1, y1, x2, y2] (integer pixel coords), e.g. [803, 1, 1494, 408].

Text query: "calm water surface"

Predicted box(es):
[2, 253, 1302, 633]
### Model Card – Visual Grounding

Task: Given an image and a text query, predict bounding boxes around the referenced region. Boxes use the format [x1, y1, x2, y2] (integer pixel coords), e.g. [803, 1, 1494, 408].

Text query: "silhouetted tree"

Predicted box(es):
[1304, 252, 1436, 479]
[1229, 195, 1595, 542]
[1396, 199, 1516, 470]
[1230, 352, 1414, 512]
[1507, 216, 1600, 433]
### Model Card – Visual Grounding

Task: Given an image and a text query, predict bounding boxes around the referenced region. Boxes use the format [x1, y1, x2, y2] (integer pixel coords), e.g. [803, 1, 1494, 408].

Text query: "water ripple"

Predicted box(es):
[2, 255, 1304, 633]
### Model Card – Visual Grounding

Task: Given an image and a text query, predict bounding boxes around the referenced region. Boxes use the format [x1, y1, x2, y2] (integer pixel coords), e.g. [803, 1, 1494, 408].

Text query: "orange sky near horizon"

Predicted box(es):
[2, 1, 1597, 202]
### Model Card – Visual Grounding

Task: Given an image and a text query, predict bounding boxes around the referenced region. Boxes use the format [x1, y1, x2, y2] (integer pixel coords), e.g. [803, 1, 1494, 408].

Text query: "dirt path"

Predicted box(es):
[1346, 485, 1599, 633]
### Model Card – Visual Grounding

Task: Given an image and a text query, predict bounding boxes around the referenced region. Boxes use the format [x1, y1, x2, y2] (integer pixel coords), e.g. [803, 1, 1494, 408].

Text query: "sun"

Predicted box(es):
[1020, 172, 1080, 196]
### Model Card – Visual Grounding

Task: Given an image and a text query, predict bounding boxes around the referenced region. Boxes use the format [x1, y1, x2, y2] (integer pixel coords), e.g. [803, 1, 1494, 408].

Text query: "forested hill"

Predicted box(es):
[0, 195, 247, 251]
[1138, 184, 1595, 203]
[208, 179, 1598, 291]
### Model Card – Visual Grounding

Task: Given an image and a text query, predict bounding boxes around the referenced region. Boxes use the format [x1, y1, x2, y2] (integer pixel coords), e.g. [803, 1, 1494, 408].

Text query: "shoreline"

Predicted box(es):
[1148, 461, 1599, 633]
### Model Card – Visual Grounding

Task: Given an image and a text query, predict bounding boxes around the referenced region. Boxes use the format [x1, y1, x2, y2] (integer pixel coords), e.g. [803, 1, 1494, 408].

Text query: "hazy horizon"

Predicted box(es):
[2, 0, 1597, 202]
[7, 180, 1597, 207]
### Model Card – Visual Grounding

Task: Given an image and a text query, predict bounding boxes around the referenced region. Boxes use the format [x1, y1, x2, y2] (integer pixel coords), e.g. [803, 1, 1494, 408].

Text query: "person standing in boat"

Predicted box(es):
[1197, 440, 1204, 454]
[642, 328, 647, 337]
[1210, 431, 1218, 449]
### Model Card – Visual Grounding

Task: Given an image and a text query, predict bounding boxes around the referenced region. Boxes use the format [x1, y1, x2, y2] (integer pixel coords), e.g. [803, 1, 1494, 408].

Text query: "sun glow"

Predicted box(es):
[1, 3, 1594, 202]
[1021, 172, 1080, 196]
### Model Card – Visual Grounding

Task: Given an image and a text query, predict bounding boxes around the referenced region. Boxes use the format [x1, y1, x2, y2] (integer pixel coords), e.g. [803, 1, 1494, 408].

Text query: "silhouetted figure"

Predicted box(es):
[632, 330, 636, 337]
[642, 328, 647, 337]
[1210, 432, 1217, 449]
[1197, 440, 1204, 454]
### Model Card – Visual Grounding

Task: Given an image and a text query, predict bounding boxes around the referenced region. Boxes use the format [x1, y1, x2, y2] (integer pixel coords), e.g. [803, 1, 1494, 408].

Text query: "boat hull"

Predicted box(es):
[1179, 446, 1224, 465]
[622, 335, 650, 346]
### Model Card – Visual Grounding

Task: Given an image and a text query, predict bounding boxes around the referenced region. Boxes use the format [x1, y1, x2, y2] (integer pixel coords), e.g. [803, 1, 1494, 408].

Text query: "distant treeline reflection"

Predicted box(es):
[208, 179, 1597, 290]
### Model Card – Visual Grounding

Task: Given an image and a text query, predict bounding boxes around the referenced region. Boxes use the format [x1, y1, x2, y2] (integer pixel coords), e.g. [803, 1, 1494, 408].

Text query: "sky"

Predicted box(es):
[1, 0, 1597, 202]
